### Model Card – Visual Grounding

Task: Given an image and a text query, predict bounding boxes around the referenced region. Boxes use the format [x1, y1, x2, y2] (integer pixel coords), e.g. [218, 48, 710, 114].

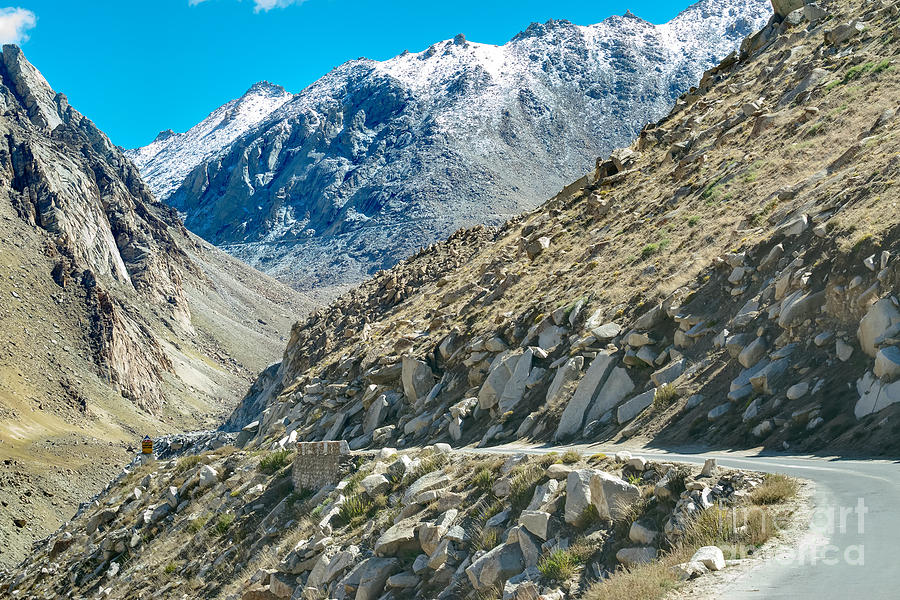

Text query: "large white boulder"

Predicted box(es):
[197, 465, 218, 490]
[564, 469, 594, 525]
[691, 546, 726, 571]
[589, 471, 641, 520]
[555, 352, 615, 440]
[858, 298, 900, 357]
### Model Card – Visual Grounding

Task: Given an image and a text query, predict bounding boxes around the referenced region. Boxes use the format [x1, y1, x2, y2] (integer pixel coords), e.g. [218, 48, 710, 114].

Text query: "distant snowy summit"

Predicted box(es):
[128, 0, 773, 290]
[126, 81, 292, 201]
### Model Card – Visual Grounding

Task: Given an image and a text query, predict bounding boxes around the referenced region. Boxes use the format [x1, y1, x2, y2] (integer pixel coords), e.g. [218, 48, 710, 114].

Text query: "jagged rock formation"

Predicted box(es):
[132, 0, 773, 290]
[228, 0, 900, 458]
[0, 45, 315, 567]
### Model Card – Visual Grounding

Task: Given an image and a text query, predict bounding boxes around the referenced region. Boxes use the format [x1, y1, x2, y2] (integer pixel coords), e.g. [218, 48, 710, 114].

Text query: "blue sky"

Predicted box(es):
[6, 0, 697, 148]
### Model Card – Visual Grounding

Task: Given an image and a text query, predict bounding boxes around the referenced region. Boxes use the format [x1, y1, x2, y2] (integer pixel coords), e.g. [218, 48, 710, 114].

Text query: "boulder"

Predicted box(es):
[197, 465, 218, 490]
[778, 290, 825, 328]
[347, 557, 401, 600]
[401, 356, 434, 403]
[771, 0, 807, 18]
[387, 572, 419, 589]
[555, 352, 615, 440]
[514, 526, 542, 568]
[628, 521, 658, 545]
[875, 347, 900, 381]
[374, 520, 421, 556]
[498, 348, 533, 413]
[479, 352, 521, 410]
[616, 546, 657, 567]
[859, 299, 900, 357]
[363, 395, 389, 434]
[634, 303, 665, 329]
[825, 20, 867, 45]
[360, 474, 390, 497]
[738, 338, 767, 369]
[419, 509, 457, 555]
[589, 471, 640, 520]
[564, 470, 595, 525]
[691, 546, 725, 571]
[585, 366, 635, 425]
[591, 322, 622, 340]
[402, 471, 452, 504]
[617, 388, 656, 424]
[836, 339, 854, 362]
[525, 236, 550, 260]
[650, 359, 686, 386]
[786, 382, 809, 400]
[671, 560, 709, 581]
[526, 479, 560, 511]
[545, 356, 584, 405]
[466, 543, 525, 590]
[427, 538, 452, 570]
[518, 510, 551, 540]
[546, 463, 576, 480]
[707, 403, 731, 421]
[855, 371, 900, 419]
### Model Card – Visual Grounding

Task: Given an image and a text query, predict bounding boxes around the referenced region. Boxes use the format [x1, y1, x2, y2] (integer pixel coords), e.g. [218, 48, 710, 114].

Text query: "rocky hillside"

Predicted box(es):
[0, 46, 316, 567]
[132, 0, 773, 291]
[0, 444, 800, 600]
[228, 0, 900, 460]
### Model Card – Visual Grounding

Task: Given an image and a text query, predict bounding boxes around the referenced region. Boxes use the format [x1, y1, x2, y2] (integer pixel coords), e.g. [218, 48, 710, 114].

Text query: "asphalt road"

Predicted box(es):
[470, 442, 900, 600]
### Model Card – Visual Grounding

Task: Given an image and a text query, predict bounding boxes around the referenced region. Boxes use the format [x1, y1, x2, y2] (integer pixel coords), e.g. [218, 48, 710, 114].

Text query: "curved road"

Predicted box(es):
[470, 442, 900, 600]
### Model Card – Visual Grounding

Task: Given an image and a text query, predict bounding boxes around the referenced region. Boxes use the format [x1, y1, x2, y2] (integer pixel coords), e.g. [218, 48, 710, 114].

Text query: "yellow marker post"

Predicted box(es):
[141, 436, 153, 455]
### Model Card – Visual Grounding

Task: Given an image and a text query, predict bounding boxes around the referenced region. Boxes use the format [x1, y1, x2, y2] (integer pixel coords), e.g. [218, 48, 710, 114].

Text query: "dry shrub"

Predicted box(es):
[582, 547, 692, 600]
[749, 473, 798, 505]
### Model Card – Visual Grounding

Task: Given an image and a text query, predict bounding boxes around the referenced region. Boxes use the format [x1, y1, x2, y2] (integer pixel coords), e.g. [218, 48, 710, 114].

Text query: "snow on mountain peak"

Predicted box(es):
[130, 0, 774, 289]
[126, 81, 293, 201]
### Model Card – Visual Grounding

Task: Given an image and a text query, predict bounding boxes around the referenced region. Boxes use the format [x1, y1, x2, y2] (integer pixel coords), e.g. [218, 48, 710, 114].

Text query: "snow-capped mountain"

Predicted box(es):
[132, 0, 773, 290]
[126, 81, 293, 201]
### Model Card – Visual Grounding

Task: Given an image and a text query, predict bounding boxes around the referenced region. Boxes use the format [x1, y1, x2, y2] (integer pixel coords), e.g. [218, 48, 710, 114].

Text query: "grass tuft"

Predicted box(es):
[561, 450, 581, 464]
[653, 384, 678, 411]
[258, 449, 293, 474]
[214, 513, 235, 536]
[748, 473, 798, 505]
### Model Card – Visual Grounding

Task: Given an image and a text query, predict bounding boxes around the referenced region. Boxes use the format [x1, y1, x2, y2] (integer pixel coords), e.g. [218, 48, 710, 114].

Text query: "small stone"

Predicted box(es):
[786, 382, 809, 400]
[836, 339, 854, 362]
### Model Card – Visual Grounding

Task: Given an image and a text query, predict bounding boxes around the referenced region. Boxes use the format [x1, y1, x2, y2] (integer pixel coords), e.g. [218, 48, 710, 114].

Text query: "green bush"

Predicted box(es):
[653, 384, 678, 411]
[538, 548, 580, 581]
[214, 513, 235, 535]
[258, 449, 293, 474]
[187, 513, 210, 533]
[472, 468, 493, 493]
[337, 494, 373, 526]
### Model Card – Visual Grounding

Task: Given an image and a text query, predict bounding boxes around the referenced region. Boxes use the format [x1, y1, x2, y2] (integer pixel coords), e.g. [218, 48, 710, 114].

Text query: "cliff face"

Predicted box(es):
[0, 45, 317, 567]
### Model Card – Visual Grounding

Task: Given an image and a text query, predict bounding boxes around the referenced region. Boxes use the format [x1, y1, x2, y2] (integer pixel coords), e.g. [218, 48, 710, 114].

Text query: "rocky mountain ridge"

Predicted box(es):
[226, 0, 900, 461]
[126, 82, 293, 203]
[0, 45, 315, 567]
[131, 0, 773, 290]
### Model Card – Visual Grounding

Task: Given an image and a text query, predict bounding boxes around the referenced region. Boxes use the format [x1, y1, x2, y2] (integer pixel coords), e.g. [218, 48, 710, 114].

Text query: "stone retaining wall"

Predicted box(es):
[292, 440, 350, 490]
